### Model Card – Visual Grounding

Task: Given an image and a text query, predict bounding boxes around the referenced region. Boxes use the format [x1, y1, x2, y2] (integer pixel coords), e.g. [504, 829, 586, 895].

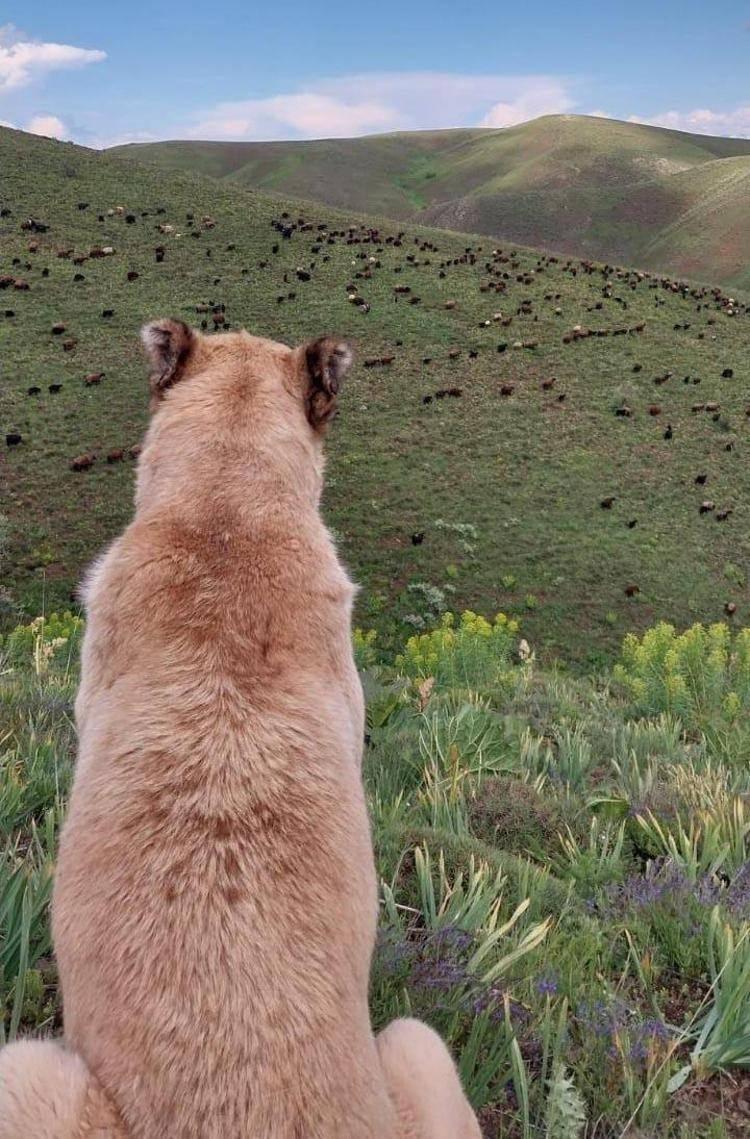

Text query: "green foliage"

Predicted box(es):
[1, 613, 83, 676]
[468, 774, 576, 860]
[395, 610, 520, 695]
[6, 608, 750, 1131]
[673, 910, 750, 1084]
[352, 627, 378, 671]
[1, 812, 57, 1042]
[544, 1064, 587, 1139]
[614, 622, 750, 732]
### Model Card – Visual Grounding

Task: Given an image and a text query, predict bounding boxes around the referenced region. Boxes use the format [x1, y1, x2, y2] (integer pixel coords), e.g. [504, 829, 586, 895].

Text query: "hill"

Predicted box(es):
[2, 124, 750, 669]
[113, 115, 750, 290]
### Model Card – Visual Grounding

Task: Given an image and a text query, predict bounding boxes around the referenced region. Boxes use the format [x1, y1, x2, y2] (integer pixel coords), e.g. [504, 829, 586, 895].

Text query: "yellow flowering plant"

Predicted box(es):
[613, 622, 750, 731]
[395, 611, 520, 696]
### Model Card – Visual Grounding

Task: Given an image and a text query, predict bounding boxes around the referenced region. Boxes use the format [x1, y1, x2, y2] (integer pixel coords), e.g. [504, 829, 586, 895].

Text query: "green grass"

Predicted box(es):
[5, 610, 750, 1135]
[2, 124, 750, 671]
[113, 114, 750, 289]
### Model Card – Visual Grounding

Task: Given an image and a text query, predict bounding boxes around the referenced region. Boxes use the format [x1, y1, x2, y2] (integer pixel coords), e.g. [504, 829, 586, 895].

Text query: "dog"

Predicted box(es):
[0, 319, 480, 1139]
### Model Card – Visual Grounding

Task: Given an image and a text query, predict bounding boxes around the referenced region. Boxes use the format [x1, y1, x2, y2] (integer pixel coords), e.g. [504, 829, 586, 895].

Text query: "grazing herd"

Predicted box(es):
[1, 171, 749, 621]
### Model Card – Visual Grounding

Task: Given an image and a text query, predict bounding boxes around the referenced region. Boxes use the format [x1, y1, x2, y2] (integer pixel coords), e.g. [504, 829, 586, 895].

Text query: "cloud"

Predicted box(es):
[191, 93, 395, 141]
[186, 72, 576, 141]
[0, 24, 105, 92]
[627, 106, 750, 139]
[26, 113, 67, 139]
[478, 82, 576, 128]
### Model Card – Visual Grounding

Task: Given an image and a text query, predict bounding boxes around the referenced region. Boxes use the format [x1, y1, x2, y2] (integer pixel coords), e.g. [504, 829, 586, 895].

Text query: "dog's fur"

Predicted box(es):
[0, 321, 481, 1139]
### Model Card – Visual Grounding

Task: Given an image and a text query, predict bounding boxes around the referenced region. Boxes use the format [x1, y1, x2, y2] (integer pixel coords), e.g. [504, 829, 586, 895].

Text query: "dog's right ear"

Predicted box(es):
[141, 318, 197, 404]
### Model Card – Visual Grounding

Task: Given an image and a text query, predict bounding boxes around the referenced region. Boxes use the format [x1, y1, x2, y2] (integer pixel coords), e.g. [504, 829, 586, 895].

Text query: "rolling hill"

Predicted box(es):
[113, 115, 750, 290]
[2, 123, 750, 669]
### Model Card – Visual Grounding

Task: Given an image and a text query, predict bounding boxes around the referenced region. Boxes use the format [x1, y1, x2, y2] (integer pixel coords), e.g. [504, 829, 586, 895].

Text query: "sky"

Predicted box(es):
[1, 2, 749, 147]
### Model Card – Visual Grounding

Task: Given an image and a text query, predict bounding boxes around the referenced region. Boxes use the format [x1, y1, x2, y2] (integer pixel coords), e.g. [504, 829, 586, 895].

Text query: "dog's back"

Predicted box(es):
[0, 322, 480, 1139]
[53, 515, 388, 1138]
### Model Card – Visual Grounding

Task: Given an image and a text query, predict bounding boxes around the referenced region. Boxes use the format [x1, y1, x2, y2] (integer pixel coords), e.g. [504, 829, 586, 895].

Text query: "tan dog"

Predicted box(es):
[0, 321, 481, 1139]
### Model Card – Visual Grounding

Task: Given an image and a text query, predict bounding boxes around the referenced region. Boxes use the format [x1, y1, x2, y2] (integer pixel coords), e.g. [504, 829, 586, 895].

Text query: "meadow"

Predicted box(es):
[4, 609, 750, 1136]
[2, 126, 750, 670]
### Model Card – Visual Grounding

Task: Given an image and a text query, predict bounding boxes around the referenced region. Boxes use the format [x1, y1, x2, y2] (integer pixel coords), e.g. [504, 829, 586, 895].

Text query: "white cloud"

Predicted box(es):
[191, 93, 395, 141]
[627, 106, 750, 139]
[0, 24, 105, 92]
[186, 72, 576, 141]
[26, 113, 67, 139]
[478, 82, 575, 128]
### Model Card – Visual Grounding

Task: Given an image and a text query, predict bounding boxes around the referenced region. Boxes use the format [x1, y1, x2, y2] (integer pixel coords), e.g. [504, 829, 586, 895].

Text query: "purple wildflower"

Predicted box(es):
[536, 974, 559, 997]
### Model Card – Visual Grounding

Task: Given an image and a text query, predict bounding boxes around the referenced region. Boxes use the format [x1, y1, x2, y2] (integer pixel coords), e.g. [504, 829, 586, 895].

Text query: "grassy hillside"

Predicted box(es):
[2, 124, 750, 670]
[5, 610, 750, 1137]
[113, 115, 750, 289]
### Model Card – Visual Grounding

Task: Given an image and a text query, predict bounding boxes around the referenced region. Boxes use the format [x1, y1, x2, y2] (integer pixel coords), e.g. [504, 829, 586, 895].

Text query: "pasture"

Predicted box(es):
[2, 126, 750, 669]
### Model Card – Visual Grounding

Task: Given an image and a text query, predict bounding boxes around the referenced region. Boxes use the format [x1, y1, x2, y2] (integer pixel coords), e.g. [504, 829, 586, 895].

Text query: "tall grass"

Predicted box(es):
[3, 612, 750, 1134]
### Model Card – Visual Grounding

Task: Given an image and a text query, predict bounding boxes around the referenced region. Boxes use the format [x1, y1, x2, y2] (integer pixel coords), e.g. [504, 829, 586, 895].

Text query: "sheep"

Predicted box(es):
[70, 453, 96, 472]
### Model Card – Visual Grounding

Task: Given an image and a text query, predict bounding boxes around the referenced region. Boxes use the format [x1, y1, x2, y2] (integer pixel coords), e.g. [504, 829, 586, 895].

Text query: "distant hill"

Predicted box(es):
[2, 123, 750, 669]
[112, 115, 750, 290]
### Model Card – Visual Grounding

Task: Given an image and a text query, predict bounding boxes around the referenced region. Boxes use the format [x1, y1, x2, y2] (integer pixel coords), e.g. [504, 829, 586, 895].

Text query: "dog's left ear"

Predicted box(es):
[304, 337, 352, 430]
[141, 318, 197, 404]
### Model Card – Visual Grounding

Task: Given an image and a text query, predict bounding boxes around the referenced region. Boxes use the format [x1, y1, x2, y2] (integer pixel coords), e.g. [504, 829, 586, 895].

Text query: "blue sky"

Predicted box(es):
[1, 2, 749, 146]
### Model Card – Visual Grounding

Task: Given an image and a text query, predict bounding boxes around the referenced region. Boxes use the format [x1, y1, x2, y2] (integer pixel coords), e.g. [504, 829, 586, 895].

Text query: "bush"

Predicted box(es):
[395, 610, 520, 696]
[469, 775, 577, 860]
[1, 613, 83, 675]
[613, 621, 750, 731]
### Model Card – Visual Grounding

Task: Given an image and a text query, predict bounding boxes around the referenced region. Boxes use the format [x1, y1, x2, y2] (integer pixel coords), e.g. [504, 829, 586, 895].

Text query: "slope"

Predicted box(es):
[2, 124, 750, 669]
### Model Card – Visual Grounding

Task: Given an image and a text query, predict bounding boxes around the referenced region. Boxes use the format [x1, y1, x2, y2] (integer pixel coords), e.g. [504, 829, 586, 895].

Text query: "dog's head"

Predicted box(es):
[142, 319, 351, 430]
[137, 319, 352, 508]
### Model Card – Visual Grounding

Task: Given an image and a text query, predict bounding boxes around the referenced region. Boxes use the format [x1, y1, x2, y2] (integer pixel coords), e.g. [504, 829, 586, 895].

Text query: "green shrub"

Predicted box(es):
[613, 622, 750, 731]
[1, 613, 83, 675]
[395, 610, 520, 696]
[469, 775, 577, 860]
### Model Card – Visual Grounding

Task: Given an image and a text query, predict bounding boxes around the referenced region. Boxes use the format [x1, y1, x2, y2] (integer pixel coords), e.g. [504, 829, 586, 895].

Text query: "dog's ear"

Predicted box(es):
[304, 337, 352, 430]
[141, 318, 197, 403]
